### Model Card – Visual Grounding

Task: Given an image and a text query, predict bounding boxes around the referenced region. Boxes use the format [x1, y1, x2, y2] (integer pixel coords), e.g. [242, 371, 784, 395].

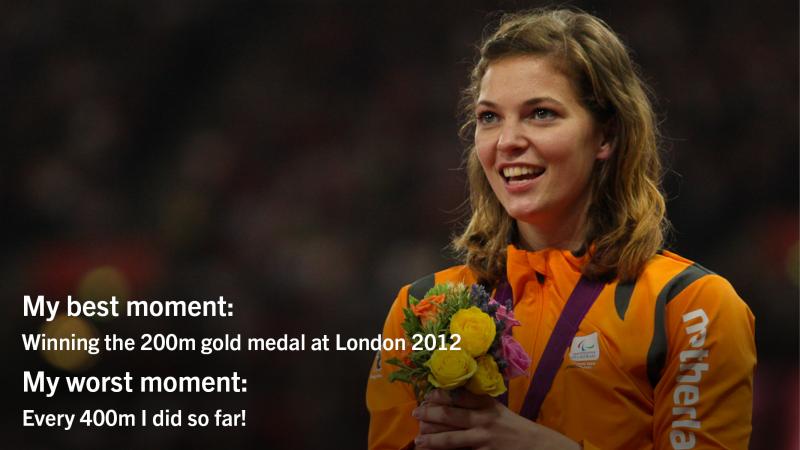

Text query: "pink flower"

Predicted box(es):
[489, 299, 520, 335]
[501, 334, 531, 378]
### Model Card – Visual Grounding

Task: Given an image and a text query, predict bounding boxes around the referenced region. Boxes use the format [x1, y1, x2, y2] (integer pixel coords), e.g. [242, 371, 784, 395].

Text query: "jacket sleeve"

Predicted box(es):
[653, 274, 756, 449]
[367, 285, 419, 450]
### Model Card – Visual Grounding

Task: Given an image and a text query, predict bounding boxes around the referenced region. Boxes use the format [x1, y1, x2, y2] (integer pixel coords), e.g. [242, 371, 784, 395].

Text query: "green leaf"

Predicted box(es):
[385, 357, 404, 368]
[389, 371, 412, 383]
[424, 282, 452, 298]
[401, 308, 423, 338]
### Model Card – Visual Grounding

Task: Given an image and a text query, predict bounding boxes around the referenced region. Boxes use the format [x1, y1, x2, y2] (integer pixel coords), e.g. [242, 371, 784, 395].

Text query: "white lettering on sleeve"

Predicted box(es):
[670, 430, 697, 449]
[670, 308, 709, 449]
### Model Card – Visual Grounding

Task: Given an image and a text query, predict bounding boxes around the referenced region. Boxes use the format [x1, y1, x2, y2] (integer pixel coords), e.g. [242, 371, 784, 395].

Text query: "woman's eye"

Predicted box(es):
[532, 108, 556, 120]
[477, 111, 498, 124]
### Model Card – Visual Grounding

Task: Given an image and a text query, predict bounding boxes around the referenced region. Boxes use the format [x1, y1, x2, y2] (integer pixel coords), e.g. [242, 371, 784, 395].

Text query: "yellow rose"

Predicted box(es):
[425, 348, 477, 390]
[466, 355, 507, 397]
[449, 306, 496, 357]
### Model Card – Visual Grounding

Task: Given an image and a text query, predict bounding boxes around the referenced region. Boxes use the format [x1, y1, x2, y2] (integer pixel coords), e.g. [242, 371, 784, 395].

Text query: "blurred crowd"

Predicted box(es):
[3, 1, 797, 449]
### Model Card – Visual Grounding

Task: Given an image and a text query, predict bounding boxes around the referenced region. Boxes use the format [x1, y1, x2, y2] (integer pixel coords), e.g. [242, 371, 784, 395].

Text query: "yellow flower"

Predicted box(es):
[449, 306, 496, 357]
[466, 355, 507, 397]
[425, 348, 477, 390]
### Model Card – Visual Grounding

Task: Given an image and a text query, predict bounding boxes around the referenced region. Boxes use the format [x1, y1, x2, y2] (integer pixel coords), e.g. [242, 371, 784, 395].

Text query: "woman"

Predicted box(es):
[367, 9, 755, 449]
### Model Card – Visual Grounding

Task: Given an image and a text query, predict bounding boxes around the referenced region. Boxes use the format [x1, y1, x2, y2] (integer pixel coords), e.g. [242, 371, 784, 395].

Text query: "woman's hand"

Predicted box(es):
[412, 389, 581, 450]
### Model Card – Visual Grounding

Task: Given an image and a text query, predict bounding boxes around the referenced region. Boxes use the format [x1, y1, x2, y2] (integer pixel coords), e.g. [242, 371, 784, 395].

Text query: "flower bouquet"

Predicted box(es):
[386, 282, 531, 402]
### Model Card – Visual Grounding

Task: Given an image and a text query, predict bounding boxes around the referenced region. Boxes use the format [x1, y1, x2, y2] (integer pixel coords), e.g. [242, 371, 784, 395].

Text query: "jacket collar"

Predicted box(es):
[505, 244, 589, 304]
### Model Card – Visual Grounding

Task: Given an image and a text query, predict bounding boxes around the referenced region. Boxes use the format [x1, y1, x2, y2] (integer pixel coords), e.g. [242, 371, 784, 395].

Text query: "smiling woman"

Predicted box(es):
[473, 55, 612, 252]
[367, 7, 755, 450]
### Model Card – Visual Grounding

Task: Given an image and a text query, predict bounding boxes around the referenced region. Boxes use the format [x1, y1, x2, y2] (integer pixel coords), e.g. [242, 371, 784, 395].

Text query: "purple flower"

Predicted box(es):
[489, 299, 520, 335]
[501, 334, 531, 378]
[471, 284, 491, 311]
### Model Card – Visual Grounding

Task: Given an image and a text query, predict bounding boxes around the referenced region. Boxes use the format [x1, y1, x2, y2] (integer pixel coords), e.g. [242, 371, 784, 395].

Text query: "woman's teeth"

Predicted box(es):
[502, 166, 544, 183]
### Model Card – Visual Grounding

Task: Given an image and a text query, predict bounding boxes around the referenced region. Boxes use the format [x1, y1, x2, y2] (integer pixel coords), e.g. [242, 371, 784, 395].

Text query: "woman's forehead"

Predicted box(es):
[478, 55, 581, 106]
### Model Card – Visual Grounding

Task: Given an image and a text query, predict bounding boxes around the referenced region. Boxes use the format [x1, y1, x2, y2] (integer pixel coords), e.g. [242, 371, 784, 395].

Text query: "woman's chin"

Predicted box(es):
[505, 207, 545, 225]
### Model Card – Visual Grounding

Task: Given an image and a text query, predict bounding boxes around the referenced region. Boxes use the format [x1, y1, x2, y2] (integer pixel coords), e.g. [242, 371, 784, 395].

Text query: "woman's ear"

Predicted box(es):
[596, 121, 615, 161]
[597, 139, 613, 160]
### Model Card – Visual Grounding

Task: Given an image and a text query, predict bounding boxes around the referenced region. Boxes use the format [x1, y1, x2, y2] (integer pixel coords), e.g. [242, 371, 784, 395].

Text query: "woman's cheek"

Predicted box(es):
[475, 144, 495, 172]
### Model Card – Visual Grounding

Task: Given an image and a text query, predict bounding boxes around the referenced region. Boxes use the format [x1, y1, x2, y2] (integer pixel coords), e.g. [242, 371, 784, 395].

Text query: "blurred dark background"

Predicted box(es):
[3, 1, 797, 449]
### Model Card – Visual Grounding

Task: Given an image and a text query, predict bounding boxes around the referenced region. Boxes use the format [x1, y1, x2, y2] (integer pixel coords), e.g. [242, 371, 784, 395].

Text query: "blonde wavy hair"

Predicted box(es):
[452, 8, 668, 284]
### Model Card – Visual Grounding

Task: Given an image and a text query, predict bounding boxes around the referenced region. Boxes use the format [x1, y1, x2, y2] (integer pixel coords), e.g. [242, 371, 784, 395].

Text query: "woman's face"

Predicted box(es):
[475, 55, 612, 230]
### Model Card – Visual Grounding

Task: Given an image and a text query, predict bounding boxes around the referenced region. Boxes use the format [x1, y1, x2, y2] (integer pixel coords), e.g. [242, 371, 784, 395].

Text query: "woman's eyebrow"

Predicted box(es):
[476, 97, 565, 108]
[523, 96, 564, 107]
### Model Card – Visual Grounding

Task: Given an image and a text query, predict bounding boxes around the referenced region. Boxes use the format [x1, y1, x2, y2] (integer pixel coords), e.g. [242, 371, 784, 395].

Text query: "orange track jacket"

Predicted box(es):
[367, 245, 755, 449]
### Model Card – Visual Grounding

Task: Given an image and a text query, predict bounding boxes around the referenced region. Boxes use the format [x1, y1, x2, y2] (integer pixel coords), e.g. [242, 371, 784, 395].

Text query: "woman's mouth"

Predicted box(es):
[501, 165, 545, 185]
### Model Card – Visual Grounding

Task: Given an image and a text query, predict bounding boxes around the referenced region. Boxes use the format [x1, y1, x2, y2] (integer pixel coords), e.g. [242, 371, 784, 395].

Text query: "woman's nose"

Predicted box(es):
[496, 121, 528, 154]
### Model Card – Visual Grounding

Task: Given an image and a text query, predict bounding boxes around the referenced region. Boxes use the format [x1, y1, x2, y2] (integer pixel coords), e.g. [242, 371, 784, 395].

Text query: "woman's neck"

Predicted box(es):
[515, 202, 590, 253]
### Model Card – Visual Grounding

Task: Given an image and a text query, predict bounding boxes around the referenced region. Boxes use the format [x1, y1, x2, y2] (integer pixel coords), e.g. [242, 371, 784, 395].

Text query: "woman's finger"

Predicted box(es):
[424, 388, 495, 409]
[412, 404, 480, 428]
[414, 428, 485, 449]
[417, 420, 459, 435]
